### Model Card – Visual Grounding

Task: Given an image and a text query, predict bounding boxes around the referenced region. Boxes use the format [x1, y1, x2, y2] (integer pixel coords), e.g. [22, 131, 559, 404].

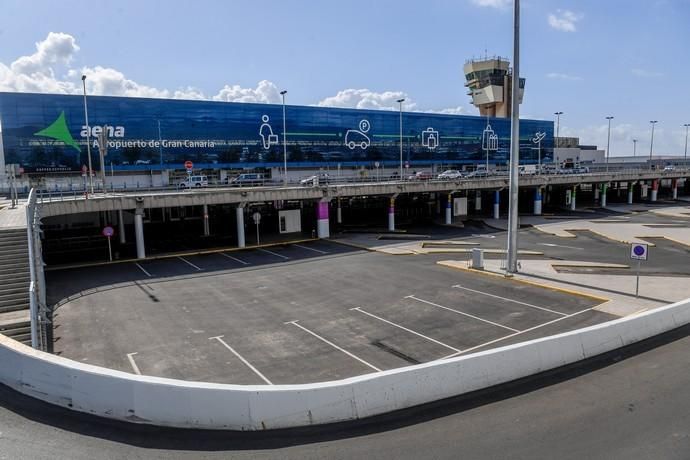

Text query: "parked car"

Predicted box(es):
[299, 173, 330, 186]
[664, 164, 676, 171]
[227, 173, 265, 186]
[406, 171, 433, 181]
[437, 169, 464, 180]
[178, 175, 208, 189]
[466, 169, 492, 178]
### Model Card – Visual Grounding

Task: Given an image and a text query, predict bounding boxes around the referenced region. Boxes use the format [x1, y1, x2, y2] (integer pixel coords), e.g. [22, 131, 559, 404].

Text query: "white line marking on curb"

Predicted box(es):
[287, 321, 381, 372]
[258, 248, 289, 260]
[350, 307, 462, 353]
[126, 352, 141, 375]
[135, 263, 152, 277]
[293, 244, 329, 254]
[178, 256, 202, 271]
[439, 306, 597, 360]
[452, 285, 568, 316]
[405, 295, 519, 332]
[219, 252, 250, 265]
[209, 335, 273, 385]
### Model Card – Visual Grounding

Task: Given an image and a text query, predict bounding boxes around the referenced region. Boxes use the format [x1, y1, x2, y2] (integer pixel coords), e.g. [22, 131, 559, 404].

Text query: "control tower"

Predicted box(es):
[463, 56, 525, 118]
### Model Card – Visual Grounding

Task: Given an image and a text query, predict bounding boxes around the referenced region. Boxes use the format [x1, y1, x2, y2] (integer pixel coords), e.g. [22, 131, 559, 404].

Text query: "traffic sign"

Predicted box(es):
[630, 243, 648, 261]
[81, 165, 88, 177]
[374, 161, 380, 168]
[252, 212, 261, 225]
[102, 226, 115, 238]
[404, 161, 410, 169]
[184, 160, 193, 170]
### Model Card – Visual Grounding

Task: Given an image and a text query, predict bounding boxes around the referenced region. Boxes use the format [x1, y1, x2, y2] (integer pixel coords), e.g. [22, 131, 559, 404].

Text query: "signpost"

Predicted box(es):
[102, 226, 115, 262]
[374, 161, 380, 181]
[630, 243, 648, 297]
[252, 211, 261, 245]
[184, 160, 193, 175]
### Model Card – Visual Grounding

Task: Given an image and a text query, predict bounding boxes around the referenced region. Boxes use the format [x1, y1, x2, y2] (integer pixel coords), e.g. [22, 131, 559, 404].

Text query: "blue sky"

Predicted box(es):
[1, 0, 689, 155]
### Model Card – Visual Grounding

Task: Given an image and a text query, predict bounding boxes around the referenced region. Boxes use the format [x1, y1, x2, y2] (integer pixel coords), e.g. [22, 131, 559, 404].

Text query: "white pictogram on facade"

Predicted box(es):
[421, 127, 439, 150]
[345, 119, 371, 149]
[259, 115, 279, 149]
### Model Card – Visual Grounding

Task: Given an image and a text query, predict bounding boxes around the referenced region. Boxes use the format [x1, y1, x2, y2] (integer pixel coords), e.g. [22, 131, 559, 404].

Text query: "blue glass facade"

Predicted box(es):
[0, 92, 553, 173]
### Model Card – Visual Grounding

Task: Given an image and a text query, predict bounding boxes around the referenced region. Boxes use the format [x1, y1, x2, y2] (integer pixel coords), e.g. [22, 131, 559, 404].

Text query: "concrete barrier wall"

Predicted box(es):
[1, 298, 689, 430]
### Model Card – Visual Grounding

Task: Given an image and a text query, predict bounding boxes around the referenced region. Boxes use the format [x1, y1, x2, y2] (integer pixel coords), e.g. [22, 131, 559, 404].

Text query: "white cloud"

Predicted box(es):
[470, 0, 511, 9]
[631, 68, 664, 78]
[548, 10, 583, 32]
[317, 88, 417, 111]
[546, 72, 582, 81]
[213, 80, 281, 104]
[424, 106, 465, 115]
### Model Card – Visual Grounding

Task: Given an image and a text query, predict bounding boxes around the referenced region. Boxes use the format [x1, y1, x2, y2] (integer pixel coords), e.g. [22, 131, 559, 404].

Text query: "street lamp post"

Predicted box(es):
[81, 75, 94, 194]
[157, 120, 163, 167]
[397, 98, 405, 179]
[605, 116, 614, 172]
[633, 138, 637, 157]
[649, 120, 658, 169]
[683, 123, 690, 168]
[505, 0, 520, 274]
[280, 90, 288, 185]
[554, 111, 563, 149]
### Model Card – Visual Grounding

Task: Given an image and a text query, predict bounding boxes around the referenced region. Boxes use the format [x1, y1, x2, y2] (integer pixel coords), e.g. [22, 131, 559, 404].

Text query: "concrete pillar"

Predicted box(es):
[202, 204, 210, 236]
[594, 185, 600, 202]
[570, 186, 577, 211]
[475, 191, 482, 211]
[118, 209, 126, 244]
[445, 193, 452, 224]
[672, 179, 678, 199]
[134, 208, 146, 259]
[641, 182, 648, 198]
[388, 197, 396, 231]
[317, 200, 330, 238]
[337, 198, 342, 224]
[436, 193, 442, 215]
[651, 180, 658, 202]
[493, 191, 500, 219]
[628, 182, 634, 204]
[534, 187, 542, 215]
[236, 206, 245, 248]
[601, 183, 608, 207]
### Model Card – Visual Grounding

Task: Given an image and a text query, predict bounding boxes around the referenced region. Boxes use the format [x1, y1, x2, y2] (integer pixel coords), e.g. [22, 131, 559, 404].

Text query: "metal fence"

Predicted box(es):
[26, 189, 50, 351]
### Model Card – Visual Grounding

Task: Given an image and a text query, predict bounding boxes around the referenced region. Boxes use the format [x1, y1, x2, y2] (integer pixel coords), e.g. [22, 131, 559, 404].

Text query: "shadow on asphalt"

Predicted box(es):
[3, 321, 690, 451]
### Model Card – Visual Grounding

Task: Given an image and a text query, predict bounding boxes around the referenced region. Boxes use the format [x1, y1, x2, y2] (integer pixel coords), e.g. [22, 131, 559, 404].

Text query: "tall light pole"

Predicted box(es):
[81, 75, 94, 194]
[633, 138, 637, 157]
[683, 123, 690, 168]
[554, 111, 563, 149]
[157, 120, 163, 167]
[397, 98, 405, 179]
[280, 90, 288, 185]
[649, 120, 658, 169]
[605, 116, 614, 172]
[506, 0, 520, 274]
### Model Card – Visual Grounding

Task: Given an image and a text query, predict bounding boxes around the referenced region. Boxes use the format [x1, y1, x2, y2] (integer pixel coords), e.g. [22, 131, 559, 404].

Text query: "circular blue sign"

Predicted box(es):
[633, 245, 645, 256]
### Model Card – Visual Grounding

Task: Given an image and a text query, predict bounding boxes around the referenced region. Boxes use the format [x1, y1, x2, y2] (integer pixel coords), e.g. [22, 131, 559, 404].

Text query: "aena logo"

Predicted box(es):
[34, 111, 125, 153]
[80, 125, 125, 138]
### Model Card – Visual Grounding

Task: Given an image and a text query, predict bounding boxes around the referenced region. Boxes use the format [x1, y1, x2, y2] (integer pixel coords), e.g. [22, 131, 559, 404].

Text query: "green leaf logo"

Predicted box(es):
[34, 111, 81, 152]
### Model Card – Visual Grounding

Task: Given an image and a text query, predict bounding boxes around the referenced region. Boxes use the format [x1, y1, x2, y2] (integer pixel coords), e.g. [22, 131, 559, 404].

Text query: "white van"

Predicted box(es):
[178, 175, 208, 189]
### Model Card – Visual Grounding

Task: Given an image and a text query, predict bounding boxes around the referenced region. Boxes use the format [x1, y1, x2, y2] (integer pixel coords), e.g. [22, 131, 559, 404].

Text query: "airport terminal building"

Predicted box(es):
[0, 92, 553, 178]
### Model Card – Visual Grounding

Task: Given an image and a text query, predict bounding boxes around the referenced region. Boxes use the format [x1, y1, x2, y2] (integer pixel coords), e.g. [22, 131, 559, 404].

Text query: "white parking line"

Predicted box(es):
[286, 320, 381, 372]
[452, 285, 568, 316]
[135, 263, 152, 277]
[258, 248, 290, 260]
[538, 243, 584, 250]
[439, 306, 597, 360]
[219, 252, 250, 265]
[293, 244, 329, 255]
[178, 256, 202, 271]
[350, 307, 462, 353]
[209, 335, 273, 385]
[405, 295, 520, 332]
[126, 352, 141, 375]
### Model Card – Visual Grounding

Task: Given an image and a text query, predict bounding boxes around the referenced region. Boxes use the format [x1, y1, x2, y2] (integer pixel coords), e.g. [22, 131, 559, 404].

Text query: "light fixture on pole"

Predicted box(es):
[632, 138, 637, 157]
[554, 111, 563, 149]
[81, 75, 94, 194]
[605, 116, 614, 172]
[397, 98, 405, 180]
[505, 0, 521, 274]
[649, 120, 658, 170]
[280, 90, 288, 185]
[683, 123, 690, 168]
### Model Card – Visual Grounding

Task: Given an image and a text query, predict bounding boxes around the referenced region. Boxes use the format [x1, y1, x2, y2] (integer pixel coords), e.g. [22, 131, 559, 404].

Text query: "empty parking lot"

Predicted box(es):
[49, 239, 612, 385]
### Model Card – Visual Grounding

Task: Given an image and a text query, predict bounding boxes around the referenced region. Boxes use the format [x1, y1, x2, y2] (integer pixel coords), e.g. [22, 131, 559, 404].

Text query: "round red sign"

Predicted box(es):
[184, 160, 193, 169]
